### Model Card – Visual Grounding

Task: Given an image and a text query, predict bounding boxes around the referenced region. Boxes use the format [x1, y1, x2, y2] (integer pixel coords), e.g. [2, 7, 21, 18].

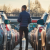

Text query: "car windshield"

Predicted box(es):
[28, 23, 37, 32]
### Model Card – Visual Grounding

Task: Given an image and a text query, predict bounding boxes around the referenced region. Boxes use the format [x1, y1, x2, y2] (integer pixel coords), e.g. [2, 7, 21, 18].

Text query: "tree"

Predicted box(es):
[7, 5, 11, 13]
[2, 4, 11, 13]
[2, 5, 7, 13]
[11, 8, 20, 16]
[48, 5, 50, 14]
[27, 1, 45, 17]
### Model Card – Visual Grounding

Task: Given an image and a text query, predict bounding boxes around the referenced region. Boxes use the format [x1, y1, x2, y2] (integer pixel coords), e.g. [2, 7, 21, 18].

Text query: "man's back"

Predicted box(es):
[18, 11, 31, 27]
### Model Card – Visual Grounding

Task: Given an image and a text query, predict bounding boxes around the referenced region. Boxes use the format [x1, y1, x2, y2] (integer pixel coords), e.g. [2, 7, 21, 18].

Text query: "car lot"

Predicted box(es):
[1, 11, 50, 50]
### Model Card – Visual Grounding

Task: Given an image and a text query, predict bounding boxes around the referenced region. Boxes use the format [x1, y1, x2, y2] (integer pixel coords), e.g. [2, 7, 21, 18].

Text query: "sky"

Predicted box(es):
[0, 0, 50, 11]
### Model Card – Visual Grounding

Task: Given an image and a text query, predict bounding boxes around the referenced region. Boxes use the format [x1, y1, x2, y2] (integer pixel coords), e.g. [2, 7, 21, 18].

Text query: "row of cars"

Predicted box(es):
[28, 12, 50, 50]
[0, 11, 40, 50]
[0, 11, 20, 50]
[1, 11, 50, 50]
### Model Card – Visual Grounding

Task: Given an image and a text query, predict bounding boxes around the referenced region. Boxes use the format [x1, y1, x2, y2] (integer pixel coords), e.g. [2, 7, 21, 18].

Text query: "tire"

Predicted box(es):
[46, 40, 50, 50]
[41, 46, 45, 50]
[41, 38, 46, 50]
[14, 42, 15, 48]
[0, 45, 4, 50]
[29, 40, 34, 48]
[12, 42, 15, 49]
[46, 45, 50, 50]
[38, 40, 41, 50]
[41, 43, 50, 50]
[6, 42, 11, 50]
[37, 32, 41, 50]
[0, 36, 4, 50]
[11, 44, 13, 50]
[34, 41, 37, 50]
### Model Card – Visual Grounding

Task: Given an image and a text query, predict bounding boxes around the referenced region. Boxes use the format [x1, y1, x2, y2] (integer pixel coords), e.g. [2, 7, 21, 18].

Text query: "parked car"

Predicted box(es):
[28, 23, 37, 48]
[11, 24, 20, 47]
[0, 11, 13, 50]
[35, 12, 49, 50]
[0, 24, 5, 50]
[38, 13, 50, 50]
[0, 12, 8, 50]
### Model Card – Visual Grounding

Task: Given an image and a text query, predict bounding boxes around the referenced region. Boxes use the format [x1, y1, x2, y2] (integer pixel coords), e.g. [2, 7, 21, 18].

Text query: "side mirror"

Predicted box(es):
[4, 20, 10, 24]
[37, 19, 44, 25]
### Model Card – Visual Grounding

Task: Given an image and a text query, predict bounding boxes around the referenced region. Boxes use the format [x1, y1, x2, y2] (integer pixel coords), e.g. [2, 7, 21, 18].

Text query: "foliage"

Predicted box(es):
[27, 1, 45, 17]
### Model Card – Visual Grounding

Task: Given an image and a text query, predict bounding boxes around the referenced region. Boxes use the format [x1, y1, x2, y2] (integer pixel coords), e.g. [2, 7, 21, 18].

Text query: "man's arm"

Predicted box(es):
[28, 14, 31, 23]
[18, 13, 22, 23]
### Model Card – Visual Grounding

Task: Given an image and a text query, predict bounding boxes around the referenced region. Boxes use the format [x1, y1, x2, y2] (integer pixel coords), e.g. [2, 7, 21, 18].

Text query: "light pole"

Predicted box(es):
[28, 0, 30, 14]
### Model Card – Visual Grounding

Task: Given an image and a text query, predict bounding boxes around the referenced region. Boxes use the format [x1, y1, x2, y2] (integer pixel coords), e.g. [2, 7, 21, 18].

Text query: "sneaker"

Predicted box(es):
[25, 48, 28, 50]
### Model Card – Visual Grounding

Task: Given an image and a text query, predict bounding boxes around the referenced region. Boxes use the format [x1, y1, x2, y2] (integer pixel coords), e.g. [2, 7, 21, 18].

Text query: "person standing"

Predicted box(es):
[18, 5, 31, 50]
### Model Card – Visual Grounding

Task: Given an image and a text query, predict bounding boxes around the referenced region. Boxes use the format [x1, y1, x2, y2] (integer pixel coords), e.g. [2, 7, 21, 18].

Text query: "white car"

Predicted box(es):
[0, 11, 7, 50]
[0, 11, 14, 50]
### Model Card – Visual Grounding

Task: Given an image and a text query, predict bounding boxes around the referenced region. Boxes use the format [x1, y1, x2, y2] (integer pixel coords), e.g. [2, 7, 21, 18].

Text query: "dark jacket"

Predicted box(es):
[18, 11, 31, 27]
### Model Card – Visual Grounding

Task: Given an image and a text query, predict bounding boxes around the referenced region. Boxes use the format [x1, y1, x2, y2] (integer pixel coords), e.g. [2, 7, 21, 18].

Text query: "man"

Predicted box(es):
[18, 5, 31, 50]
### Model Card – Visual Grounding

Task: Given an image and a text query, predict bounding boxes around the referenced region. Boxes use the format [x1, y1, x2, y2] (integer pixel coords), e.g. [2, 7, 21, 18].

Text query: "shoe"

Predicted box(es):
[25, 48, 28, 50]
[19, 47, 22, 50]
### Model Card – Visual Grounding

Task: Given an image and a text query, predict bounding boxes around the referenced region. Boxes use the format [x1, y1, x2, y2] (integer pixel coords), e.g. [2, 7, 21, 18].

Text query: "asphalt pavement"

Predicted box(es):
[13, 38, 34, 50]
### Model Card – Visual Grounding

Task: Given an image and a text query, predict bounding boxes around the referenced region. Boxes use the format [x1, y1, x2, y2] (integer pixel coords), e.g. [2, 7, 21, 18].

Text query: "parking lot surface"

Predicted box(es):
[14, 38, 34, 50]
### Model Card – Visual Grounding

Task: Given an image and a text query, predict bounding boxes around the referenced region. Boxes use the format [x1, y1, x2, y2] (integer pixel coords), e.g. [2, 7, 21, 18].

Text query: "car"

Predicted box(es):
[0, 11, 13, 50]
[0, 24, 5, 50]
[38, 13, 50, 50]
[28, 23, 37, 48]
[35, 12, 49, 50]
[11, 24, 20, 48]
[0, 11, 8, 50]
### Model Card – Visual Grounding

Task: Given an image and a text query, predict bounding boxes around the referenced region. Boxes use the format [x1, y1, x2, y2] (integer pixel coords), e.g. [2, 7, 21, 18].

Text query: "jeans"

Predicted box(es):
[19, 27, 28, 49]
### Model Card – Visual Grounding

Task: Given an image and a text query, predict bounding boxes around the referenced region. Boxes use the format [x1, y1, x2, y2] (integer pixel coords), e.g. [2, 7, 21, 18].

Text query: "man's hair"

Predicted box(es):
[22, 5, 27, 10]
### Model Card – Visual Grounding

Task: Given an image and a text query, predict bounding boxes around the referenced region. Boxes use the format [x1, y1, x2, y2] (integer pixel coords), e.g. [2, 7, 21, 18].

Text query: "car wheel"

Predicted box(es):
[11, 44, 13, 50]
[41, 46, 46, 50]
[38, 40, 41, 50]
[12, 42, 15, 49]
[0, 45, 4, 50]
[0, 36, 4, 50]
[6, 42, 11, 50]
[46, 41, 50, 50]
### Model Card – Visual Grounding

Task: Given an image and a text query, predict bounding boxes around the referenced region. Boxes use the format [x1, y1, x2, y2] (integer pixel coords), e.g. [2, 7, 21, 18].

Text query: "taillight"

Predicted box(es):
[39, 27, 43, 33]
[6, 24, 10, 31]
